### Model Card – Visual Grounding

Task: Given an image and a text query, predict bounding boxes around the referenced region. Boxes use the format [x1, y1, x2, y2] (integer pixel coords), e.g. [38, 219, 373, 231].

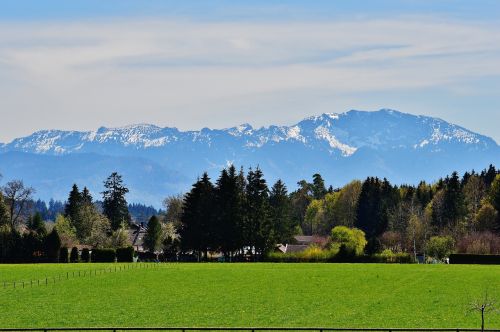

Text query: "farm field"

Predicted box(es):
[0, 263, 499, 328]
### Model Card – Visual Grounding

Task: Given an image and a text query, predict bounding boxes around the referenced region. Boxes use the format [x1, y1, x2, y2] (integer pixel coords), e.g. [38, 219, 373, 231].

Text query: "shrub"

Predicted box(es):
[59, 247, 69, 263]
[91, 248, 116, 262]
[70, 247, 79, 263]
[116, 247, 135, 262]
[426, 236, 454, 260]
[374, 249, 414, 263]
[81, 248, 90, 262]
[457, 231, 500, 255]
[331, 226, 367, 255]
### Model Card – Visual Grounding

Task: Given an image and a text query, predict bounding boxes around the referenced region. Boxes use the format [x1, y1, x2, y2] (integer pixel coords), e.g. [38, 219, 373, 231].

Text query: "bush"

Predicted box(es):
[116, 247, 135, 262]
[59, 247, 69, 263]
[81, 248, 90, 262]
[91, 248, 116, 262]
[449, 254, 500, 265]
[70, 247, 79, 263]
[426, 236, 454, 260]
[373, 249, 414, 263]
[330, 226, 367, 255]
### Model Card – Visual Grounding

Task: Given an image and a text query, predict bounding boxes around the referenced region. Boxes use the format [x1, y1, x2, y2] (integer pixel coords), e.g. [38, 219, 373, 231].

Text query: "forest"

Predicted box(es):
[0, 164, 499, 263]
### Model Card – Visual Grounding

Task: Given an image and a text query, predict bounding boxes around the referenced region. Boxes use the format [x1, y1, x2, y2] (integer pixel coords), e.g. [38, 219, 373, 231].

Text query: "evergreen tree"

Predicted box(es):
[27, 212, 47, 237]
[482, 164, 498, 188]
[489, 174, 500, 229]
[180, 173, 214, 260]
[143, 215, 162, 253]
[81, 187, 93, 205]
[442, 172, 466, 227]
[269, 179, 294, 244]
[244, 167, 271, 258]
[214, 166, 245, 258]
[44, 229, 61, 262]
[312, 173, 327, 199]
[102, 172, 130, 230]
[65, 184, 82, 222]
[290, 180, 313, 234]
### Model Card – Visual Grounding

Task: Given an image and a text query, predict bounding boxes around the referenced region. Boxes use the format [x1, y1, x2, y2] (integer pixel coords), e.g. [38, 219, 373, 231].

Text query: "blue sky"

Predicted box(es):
[1, 1, 500, 142]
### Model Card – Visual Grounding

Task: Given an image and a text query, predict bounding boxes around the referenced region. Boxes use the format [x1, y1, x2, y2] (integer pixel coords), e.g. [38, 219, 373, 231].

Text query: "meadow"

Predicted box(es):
[0, 263, 499, 328]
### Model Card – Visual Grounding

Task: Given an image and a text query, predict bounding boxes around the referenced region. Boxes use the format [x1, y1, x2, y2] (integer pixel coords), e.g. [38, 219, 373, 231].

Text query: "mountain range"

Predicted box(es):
[0, 109, 499, 206]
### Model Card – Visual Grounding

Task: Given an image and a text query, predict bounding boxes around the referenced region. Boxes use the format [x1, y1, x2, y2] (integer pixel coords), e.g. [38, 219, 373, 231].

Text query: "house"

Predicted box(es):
[276, 235, 330, 254]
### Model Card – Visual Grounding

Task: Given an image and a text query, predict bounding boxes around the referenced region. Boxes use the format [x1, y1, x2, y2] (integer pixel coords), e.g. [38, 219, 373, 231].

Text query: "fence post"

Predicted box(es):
[45, 278, 48, 285]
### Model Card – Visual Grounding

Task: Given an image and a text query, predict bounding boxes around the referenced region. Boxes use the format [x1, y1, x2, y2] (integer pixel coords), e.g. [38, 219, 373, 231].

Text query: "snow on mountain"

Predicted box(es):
[0, 109, 498, 206]
[2, 109, 494, 155]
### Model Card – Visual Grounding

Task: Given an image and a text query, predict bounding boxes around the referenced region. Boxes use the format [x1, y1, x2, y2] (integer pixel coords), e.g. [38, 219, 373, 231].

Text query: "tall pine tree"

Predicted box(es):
[244, 167, 270, 259]
[64, 184, 82, 222]
[102, 172, 130, 230]
[180, 173, 215, 260]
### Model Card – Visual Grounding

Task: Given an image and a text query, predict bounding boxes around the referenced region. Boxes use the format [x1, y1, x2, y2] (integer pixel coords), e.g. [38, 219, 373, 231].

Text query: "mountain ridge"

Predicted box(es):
[0, 109, 499, 206]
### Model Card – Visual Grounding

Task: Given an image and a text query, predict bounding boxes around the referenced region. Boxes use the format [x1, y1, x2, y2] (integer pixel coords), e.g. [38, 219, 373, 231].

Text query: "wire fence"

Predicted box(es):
[0, 328, 499, 332]
[0, 262, 160, 290]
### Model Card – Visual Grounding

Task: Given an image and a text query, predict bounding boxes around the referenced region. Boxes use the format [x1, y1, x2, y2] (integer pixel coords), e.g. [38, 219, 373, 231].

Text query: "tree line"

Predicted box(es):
[1, 164, 499, 263]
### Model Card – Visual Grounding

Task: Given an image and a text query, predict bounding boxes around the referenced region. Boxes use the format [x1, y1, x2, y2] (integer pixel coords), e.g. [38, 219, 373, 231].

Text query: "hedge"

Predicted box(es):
[81, 248, 90, 262]
[449, 253, 500, 265]
[59, 247, 69, 263]
[70, 247, 79, 263]
[91, 248, 116, 262]
[116, 247, 135, 262]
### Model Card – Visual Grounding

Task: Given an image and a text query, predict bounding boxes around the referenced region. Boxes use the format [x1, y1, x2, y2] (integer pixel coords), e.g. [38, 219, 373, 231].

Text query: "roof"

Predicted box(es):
[278, 244, 309, 254]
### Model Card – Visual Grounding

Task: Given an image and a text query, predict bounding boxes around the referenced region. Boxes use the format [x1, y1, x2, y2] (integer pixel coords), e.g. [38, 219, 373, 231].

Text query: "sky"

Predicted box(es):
[1, 1, 500, 143]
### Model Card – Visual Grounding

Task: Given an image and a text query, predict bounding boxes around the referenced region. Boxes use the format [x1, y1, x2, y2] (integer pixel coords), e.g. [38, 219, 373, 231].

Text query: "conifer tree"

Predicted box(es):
[214, 165, 245, 258]
[442, 172, 466, 227]
[244, 167, 270, 258]
[180, 173, 214, 260]
[81, 187, 93, 205]
[143, 215, 162, 253]
[269, 179, 294, 244]
[65, 184, 82, 222]
[312, 173, 327, 199]
[102, 172, 130, 230]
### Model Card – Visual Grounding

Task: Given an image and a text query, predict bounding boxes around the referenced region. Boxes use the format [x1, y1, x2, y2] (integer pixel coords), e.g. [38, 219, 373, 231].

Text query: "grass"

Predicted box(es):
[0, 263, 499, 328]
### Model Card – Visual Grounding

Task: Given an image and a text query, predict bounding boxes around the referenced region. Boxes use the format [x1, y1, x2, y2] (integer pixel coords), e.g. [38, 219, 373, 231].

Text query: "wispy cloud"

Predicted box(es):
[0, 16, 500, 142]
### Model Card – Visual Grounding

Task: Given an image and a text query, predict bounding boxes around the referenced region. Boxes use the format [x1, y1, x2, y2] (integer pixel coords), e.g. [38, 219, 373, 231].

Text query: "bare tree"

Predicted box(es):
[468, 291, 499, 332]
[1, 180, 35, 230]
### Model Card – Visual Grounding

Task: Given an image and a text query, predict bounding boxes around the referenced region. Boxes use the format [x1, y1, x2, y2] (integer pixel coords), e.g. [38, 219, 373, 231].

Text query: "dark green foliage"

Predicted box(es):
[442, 172, 466, 227]
[27, 212, 47, 237]
[214, 166, 246, 256]
[65, 184, 82, 221]
[102, 172, 131, 230]
[70, 247, 79, 262]
[91, 248, 116, 262]
[81, 248, 90, 262]
[449, 253, 500, 264]
[355, 177, 398, 254]
[180, 172, 214, 259]
[116, 246, 135, 262]
[244, 167, 271, 257]
[289, 180, 313, 235]
[312, 173, 327, 199]
[59, 247, 69, 263]
[269, 179, 294, 244]
[81, 187, 93, 205]
[143, 216, 162, 253]
[44, 229, 61, 263]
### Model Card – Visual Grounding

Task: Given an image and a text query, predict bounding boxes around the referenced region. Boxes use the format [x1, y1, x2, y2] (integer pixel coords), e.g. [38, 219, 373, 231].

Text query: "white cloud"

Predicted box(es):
[0, 17, 500, 142]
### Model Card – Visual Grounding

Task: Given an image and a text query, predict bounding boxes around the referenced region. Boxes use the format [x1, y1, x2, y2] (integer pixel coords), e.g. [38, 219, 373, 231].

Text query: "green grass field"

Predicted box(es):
[0, 263, 499, 328]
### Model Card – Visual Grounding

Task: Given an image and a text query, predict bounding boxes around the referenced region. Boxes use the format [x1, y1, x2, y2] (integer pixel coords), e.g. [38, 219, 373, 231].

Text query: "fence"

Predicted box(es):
[0, 328, 499, 332]
[0, 263, 160, 290]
